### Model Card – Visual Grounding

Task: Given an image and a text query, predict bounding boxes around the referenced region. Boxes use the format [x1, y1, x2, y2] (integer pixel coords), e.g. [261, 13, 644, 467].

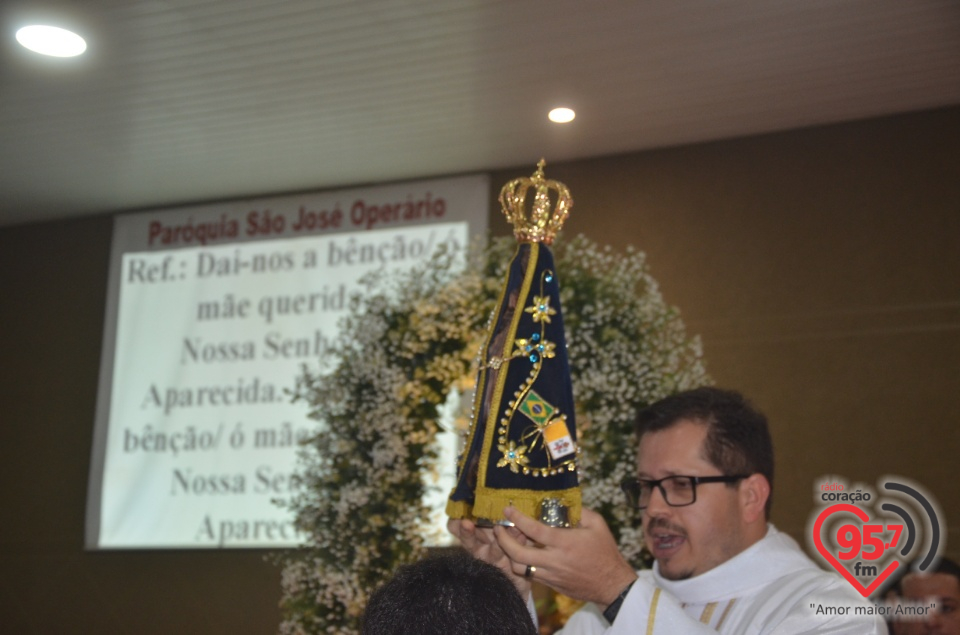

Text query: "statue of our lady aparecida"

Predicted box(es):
[446, 160, 580, 528]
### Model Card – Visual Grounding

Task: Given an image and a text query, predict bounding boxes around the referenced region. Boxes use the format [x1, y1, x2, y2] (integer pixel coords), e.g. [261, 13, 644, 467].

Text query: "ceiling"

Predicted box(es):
[1, 0, 958, 228]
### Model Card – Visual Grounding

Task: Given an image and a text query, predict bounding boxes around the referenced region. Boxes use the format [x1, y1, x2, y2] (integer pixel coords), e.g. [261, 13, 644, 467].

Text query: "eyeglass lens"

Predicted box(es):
[624, 476, 696, 508]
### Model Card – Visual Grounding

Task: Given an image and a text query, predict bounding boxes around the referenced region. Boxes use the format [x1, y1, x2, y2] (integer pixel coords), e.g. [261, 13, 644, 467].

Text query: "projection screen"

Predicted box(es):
[86, 174, 489, 549]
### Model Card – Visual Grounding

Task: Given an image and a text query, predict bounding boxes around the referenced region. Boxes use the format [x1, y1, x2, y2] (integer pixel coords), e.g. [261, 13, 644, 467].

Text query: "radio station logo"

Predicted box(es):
[807, 475, 944, 598]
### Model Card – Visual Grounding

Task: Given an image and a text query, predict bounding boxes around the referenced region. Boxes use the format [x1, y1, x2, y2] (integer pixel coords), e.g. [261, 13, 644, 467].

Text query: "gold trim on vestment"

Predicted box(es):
[715, 598, 737, 629]
[646, 587, 662, 635]
[699, 602, 718, 624]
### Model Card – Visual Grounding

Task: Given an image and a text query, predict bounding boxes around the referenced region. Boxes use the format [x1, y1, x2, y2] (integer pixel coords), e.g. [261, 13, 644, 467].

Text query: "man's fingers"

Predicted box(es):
[495, 534, 542, 580]
[494, 524, 535, 562]
[510, 559, 535, 579]
[472, 526, 498, 547]
[453, 519, 497, 553]
[446, 518, 461, 538]
[503, 506, 549, 543]
[579, 508, 605, 528]
[457, 521, 476, 546]
[504, 524, 529, 546]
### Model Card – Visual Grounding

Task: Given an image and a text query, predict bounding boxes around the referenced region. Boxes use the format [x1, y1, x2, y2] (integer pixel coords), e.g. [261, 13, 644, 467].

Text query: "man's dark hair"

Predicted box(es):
[889, 556, 960, 595]
[361, 551, 537, 635]
[635, 386, 775, 516]
[930, 556, 960, 581]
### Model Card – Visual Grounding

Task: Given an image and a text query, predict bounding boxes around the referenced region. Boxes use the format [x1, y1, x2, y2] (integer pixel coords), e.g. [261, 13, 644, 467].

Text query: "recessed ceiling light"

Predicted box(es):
[16, 25, 87, 57]
[548, 107, 576, 123]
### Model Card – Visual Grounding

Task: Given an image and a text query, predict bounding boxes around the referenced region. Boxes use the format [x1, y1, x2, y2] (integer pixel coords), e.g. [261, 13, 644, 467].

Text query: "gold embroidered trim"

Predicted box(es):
[699, 602, 717, 624]
[467, 485, 581, 526]
[454, 245, 515, 476]
[444, 499, 473, 519]
[646, 587, 662, 635]
[715, 598, 737, 630]
[476, 242, 539, 489]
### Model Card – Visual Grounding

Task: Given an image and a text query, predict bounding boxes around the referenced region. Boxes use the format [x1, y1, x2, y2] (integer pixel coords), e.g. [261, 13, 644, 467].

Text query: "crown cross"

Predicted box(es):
[499, 159, 573, 245]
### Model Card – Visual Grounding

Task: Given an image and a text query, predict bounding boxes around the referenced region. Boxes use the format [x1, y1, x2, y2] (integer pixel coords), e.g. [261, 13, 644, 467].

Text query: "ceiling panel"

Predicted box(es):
[1, 0, 958, 226]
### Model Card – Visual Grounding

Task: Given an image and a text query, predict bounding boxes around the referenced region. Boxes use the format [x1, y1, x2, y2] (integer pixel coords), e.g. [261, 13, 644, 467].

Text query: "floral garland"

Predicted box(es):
[278, 234, 709, 635]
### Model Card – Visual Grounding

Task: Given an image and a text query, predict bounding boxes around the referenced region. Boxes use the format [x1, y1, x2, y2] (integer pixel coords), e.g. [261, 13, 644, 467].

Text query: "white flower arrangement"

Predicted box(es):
[278, 235, 709, 634]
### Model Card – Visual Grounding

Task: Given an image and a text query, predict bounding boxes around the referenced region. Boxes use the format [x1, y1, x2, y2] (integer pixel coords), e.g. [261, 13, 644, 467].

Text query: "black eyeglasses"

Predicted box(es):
[620, 474, 750, 509]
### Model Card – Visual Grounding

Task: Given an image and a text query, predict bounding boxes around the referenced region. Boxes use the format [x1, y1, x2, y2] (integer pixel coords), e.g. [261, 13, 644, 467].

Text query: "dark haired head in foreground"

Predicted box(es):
[362, 551, 537, 635]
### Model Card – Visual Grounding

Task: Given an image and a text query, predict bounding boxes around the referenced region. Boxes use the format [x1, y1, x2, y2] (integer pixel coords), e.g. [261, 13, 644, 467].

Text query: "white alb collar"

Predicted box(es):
[651, 524, 816, 604]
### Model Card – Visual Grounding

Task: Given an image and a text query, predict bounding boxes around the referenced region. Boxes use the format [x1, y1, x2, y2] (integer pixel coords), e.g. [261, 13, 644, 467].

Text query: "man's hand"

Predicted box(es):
[494, 506, 637, 607]
[447, 517, 532, 597]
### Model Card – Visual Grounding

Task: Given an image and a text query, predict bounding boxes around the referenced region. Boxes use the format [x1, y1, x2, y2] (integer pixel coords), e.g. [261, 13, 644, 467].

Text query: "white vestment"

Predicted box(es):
[555, 525, 887, 635]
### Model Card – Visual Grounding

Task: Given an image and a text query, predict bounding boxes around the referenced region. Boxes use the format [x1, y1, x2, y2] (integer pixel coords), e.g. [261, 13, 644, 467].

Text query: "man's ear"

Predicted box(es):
[739, 474, 771, 524]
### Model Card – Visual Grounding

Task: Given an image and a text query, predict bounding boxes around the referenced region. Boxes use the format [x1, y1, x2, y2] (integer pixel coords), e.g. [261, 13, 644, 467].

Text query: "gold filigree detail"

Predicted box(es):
[538, 340, 556, 359]
[513, 337, 556, 360]
[525, 295, 556, 323]
[486, 356, 505, 369]
[497, 441, 530, 473]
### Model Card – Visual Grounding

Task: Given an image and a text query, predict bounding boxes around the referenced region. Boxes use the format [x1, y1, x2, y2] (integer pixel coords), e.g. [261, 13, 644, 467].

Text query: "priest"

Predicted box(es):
[452, 387, 887, 634]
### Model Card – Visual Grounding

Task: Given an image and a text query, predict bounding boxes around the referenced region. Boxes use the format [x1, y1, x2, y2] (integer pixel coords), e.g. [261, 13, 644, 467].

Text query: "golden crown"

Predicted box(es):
[499, 159, 572, 245]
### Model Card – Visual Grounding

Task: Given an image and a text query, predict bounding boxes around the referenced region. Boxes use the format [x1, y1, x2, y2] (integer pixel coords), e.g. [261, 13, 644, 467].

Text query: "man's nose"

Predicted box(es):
[925, 610, 942, 629]
[644, 484, 672, 516]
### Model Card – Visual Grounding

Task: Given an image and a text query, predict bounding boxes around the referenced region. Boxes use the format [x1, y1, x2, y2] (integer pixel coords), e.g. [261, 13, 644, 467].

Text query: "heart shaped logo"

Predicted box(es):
[812, 503, 901, 597]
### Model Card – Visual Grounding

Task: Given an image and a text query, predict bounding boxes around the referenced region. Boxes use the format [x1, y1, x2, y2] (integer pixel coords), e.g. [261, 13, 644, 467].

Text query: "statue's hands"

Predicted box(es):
[447, 517, 532, 597]
[495, 506, 637, 607]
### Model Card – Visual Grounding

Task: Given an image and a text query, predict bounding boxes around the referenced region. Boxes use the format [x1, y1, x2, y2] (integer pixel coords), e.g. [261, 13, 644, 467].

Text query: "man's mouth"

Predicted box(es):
[652, 533, 685, 551]
[647, 520, 687, 554]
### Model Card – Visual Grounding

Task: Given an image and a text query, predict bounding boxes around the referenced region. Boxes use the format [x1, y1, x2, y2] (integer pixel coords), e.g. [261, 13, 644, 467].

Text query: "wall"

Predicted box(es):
[1, 106, 957, 633]
[492, 105, 960, 550]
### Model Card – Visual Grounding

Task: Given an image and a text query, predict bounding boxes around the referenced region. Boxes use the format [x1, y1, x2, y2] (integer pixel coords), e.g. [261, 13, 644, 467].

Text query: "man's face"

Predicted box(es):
[637, 419, 749, 581]
[898, 572, 960, 635]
